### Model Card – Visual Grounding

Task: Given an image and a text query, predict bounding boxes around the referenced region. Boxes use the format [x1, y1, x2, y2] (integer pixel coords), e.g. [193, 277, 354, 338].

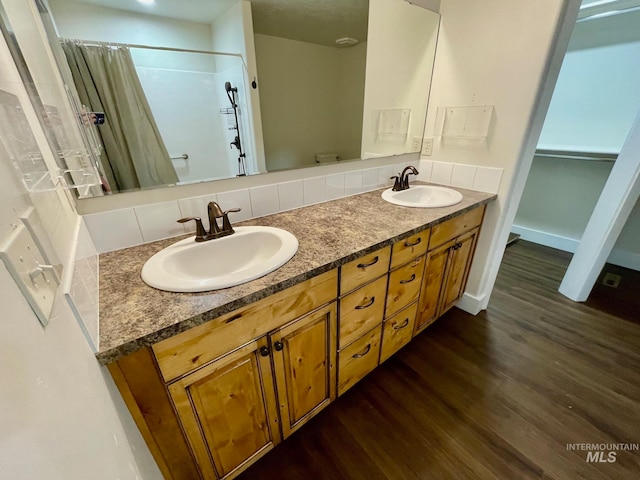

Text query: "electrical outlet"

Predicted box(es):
[422, 137, 434, 156]
[411, 137, 422, 153]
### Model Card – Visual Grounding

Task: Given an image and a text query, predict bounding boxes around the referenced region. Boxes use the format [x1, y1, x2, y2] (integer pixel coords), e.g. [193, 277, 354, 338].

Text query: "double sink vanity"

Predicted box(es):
[98, 182, 495, 480]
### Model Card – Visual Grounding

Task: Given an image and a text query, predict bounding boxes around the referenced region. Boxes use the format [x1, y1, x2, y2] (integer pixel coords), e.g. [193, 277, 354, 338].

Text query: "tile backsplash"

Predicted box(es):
[84, 160, 503, 254]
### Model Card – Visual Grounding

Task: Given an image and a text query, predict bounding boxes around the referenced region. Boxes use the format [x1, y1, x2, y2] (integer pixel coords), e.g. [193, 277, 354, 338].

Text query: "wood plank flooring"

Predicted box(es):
[238, 241, 640, 479]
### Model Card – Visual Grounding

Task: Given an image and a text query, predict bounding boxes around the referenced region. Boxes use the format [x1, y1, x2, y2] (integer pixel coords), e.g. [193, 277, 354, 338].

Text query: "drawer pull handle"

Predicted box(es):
[355, 296, 376, 310]
[352, 343, 371, 358]
[399, 274, 416, 284]
[404, 237, 422, 247]
[357, 256, 379, 269]
[393, 318, 410, 330]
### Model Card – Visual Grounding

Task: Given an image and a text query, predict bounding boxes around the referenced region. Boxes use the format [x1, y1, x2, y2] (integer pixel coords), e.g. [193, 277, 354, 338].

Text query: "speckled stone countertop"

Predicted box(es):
[97, 184, 496, 364]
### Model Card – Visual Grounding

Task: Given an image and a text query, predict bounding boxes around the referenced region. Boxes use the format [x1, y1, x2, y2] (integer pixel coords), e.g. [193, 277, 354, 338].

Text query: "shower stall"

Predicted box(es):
[62, 40, 256, 193]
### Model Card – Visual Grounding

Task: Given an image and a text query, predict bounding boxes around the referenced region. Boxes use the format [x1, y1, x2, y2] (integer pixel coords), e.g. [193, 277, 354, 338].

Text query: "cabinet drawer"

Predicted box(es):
[380, 302, 418, 363]
[338, 275, 387, 349]
[338, 326, 381, 396]
[430, 206, 485, 250]
[153, 269, 338, 382]
[340, 246, 391, 295]
[390, 230, 430, 269]
[386, 255, 425, 317]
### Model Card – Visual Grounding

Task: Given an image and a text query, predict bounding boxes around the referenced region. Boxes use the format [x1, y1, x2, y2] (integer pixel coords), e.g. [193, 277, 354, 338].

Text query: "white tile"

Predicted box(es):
[326, 173, 345, 200]
[135, 201, 185, 242]
[417, 160, 433, 182]
[303, 176, 326, 205]
[250, 184, 280, 217]
[83, 208, 143, 253]
[473, 166, 504, 194]
[217, 189, 253, 222]
[344, 171, 363, 196]
[431, 161, 454, 185]
[362, 168, 379, 192]
[178, 193, 218, 220]
[278, 180, 304, 211]
[377, 165, 395, 188]
[451, 164, 477, 189]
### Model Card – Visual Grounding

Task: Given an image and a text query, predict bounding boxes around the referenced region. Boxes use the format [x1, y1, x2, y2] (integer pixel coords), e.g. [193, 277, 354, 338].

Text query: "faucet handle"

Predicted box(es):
[177, 217, 207, 241]
[221, 208, 241, 234]
[390, 175, 403, 191]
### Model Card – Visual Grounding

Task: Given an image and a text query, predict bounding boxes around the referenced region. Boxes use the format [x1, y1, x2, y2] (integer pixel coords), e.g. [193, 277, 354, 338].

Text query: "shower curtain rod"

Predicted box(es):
[59, 37, 246, 65]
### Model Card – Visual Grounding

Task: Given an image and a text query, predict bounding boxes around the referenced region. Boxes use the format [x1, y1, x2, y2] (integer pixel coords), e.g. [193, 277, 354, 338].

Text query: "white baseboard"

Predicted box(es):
[456, 292, 486, 315]
[511, 224, 640, 272]
[510, 225, 579, 253]
[607, 249, 640, 272]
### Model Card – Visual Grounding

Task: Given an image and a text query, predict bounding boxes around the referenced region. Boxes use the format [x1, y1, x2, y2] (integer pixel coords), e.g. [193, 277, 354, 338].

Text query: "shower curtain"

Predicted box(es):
[61, 41, 178, 192]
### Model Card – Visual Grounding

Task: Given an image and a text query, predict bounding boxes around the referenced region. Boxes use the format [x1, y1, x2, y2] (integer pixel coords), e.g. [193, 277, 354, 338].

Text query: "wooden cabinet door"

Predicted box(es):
[440, 227, 480, 314]
[271, 303, 337, 438]
[415, 239, 454, 334]
[168, 338, 280, 480]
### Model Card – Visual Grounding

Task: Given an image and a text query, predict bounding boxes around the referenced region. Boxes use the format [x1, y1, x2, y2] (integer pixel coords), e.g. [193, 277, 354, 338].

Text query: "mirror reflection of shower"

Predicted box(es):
[224, 81, 246, 177]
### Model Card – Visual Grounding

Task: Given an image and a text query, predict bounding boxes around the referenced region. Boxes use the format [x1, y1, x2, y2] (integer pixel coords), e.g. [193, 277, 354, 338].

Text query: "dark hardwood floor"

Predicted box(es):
[238, 241, 640, 480]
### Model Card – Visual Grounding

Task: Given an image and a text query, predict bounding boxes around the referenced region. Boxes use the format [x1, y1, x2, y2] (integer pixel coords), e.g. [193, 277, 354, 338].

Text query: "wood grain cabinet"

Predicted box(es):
[168, 337, 280, 480]
[168, 303, 337, 479]
[107, 205, 489, 480]
[337, 229, 429, 396]
[415, 206, 485, 334]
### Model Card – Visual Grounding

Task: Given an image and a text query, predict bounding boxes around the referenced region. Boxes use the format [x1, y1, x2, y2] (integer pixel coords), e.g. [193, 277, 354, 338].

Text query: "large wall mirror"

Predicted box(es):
[24, 0, 439, 198]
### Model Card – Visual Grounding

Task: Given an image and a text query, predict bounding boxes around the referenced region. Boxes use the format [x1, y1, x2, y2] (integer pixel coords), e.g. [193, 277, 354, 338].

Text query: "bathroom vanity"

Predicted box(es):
[97, 185, 495, 480]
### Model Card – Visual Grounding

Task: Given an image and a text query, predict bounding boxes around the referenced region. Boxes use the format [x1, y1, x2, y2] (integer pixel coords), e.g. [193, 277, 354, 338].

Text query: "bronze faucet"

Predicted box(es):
[391, 165, 419, 191]
[177, 202, 241, 242]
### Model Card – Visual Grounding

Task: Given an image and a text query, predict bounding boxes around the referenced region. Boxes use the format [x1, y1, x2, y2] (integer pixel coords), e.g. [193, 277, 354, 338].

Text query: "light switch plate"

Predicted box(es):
[0, 224, 59, 326]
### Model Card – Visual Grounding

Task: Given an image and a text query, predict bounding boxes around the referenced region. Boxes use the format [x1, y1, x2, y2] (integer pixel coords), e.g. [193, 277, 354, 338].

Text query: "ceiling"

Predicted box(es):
[70, 0, 369, 47]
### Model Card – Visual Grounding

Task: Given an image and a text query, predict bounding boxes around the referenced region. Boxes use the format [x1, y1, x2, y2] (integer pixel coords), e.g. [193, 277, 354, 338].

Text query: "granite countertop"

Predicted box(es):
[97, 184, 496, 364]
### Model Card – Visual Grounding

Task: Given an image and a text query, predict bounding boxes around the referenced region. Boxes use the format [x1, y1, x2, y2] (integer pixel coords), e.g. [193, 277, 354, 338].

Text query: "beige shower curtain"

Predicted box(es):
[61, 41, 178, 192]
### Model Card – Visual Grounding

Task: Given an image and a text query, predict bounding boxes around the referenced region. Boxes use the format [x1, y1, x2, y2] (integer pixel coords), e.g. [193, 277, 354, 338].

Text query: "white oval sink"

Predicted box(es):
[382, 185, 463, 208]
[141, 226, 298, 293]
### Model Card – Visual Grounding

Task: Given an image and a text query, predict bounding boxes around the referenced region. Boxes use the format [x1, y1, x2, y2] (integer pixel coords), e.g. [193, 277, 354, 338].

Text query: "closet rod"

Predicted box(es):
[535, 149, 618, 162]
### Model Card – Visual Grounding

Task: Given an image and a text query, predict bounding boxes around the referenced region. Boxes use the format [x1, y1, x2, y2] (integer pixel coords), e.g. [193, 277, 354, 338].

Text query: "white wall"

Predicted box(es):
[255, 34, 365, 171]
[362, 0, 439, 158]
[514, 156, 640, 270]
[0, 27, 160, 479]
[538, 9, 640, 152]
[49, 0, 212, 50]
[514, 8, 640, 271]
[423, 0, 580, 311]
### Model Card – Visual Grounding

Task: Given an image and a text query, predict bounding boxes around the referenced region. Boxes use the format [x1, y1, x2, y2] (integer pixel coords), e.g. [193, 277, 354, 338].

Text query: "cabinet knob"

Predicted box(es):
[274, 340, 284, 351]
[259, 346, 270, 357]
